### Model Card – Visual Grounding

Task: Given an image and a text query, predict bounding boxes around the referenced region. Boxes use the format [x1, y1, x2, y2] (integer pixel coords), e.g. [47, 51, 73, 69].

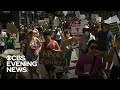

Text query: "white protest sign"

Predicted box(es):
[53, 16, 60, 27]
[38, 20, 45, 25]
[80, 14, 86, 20]
[44, 18, 50, 24]
[111, 15, 120, 24]
[96, 17, 102, 22]
[104, 17, 112, 24]
[75, 11, 80, 19]
[91, 14, 98, 20]
[63, 11, 68, 16]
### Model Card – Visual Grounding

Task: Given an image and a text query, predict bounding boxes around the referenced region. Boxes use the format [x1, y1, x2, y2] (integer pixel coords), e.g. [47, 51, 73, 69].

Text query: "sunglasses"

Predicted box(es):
[90, 46, 98, 50]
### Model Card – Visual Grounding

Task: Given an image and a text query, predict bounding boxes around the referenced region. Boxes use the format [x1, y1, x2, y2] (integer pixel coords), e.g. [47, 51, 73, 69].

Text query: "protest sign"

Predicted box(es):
[109, 22, 120, 35]
[53, 17, 60, 27]
[96, 17, 102, 22]
[110, 15, 120, 24]
[7, 24, 17, 34]
[71, 24, 83, 36]
[75, 11, 80, 19]
[63, 11, 68, 16]
[38, 20, 45, 25]
[91, 14, 98, 20]
[39, 50, 66, 66]
[80, 14, 86, 20]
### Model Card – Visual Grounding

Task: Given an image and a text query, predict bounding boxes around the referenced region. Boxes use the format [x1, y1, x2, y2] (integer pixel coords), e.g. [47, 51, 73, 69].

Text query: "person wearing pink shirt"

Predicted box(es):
[75, 40, 107, 79]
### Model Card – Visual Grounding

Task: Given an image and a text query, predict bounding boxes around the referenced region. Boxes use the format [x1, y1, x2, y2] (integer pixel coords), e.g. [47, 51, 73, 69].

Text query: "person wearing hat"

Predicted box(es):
[108, 34, 120, 79]
[96, 22, 114, 77]
[25, 29, 41, 79]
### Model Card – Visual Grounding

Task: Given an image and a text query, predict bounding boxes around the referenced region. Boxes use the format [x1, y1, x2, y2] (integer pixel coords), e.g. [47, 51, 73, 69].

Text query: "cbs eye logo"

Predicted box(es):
[6, 55, 12, 60]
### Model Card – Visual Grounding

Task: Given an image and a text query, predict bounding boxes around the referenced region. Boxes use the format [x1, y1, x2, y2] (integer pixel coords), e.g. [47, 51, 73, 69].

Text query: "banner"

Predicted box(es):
[39, 50, 66, 66]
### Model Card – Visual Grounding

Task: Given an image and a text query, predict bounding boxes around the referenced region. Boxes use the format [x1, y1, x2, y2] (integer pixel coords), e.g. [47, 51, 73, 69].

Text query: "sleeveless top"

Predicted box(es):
[42, 40, 55, 50]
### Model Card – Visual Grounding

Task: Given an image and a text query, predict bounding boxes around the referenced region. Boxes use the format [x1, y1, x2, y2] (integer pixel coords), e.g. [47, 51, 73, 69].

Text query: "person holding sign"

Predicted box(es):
[41, 30, 61, 79]
[60, 30, 77, 71]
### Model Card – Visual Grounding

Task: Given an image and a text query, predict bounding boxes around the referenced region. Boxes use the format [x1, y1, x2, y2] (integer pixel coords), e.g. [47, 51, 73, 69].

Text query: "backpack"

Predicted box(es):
[6, 37, 14, 48]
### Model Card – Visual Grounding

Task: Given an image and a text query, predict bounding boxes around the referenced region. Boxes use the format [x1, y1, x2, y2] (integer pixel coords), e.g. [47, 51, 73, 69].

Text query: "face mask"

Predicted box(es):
[85, 32, 90, 36]
[66, 34, 70, 37]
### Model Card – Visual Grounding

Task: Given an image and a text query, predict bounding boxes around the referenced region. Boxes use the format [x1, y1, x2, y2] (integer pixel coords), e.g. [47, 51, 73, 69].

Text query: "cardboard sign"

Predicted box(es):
[38, 20, 45, 25]
[7, 24, 17, 34]
[44, 18, 50, 24]
[71, 23, 84, 36]
[109, 22, 120, 35]
[39, 50, 66, 66]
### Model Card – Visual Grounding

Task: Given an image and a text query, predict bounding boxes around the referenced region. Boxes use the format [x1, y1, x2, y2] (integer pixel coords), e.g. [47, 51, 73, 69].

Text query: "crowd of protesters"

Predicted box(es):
[0, 13, 120, 79]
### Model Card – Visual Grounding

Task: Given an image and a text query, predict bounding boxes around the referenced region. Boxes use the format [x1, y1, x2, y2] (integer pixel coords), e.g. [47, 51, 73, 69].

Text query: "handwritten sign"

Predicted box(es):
[7, 24, 17, 34]
[109, 22, 120, 35]
[39, 50, 66, 66]
[71, 24, 84, 36]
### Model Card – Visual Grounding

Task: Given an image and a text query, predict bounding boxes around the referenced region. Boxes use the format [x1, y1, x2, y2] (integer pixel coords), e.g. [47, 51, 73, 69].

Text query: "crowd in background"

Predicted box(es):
[0, 13, 120, 79]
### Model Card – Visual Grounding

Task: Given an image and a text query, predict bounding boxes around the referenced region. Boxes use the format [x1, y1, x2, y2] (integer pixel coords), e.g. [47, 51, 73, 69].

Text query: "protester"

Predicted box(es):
[96, 23, 114, 73]
[75, 40, 107, 79]
[25, 29, 42, 79]
[41, 30, 61, 79]
[60, 30, 77, 71]
[0, 28, 7, 53]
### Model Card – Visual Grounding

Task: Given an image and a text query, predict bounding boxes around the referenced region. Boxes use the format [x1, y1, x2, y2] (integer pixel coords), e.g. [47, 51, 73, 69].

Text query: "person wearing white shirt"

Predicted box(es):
[0, 29, 7, 53]
[55, 28, 62, 45]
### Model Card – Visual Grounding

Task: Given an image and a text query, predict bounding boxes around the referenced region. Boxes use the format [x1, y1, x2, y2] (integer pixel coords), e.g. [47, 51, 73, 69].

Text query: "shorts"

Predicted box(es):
[26, 52, 38, 61]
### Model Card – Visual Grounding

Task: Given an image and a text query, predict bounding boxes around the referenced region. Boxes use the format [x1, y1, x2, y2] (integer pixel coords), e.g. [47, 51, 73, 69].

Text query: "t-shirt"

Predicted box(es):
[97, 31, 113, 51]
[56, 30, 62, 40]
[76, 55, 102, 73]
[0, 32, 7, 46]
